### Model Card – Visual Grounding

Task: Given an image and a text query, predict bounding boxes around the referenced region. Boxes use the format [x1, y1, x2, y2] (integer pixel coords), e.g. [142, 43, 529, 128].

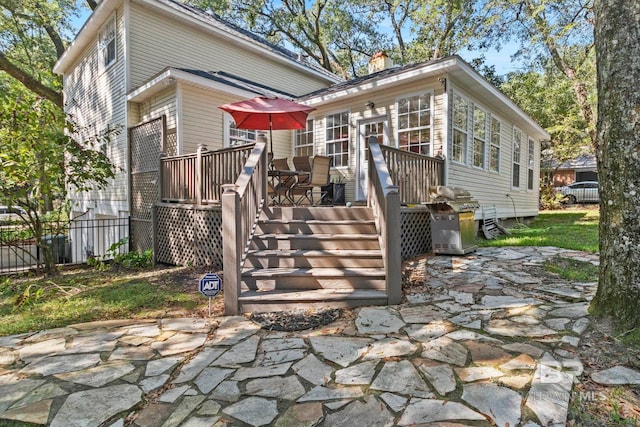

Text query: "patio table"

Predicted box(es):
[268, 169, 310, 205]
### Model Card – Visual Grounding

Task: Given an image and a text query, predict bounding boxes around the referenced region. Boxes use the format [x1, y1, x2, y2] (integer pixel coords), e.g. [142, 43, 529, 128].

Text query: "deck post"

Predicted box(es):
[385, 186, 402, 305]
[196, 144, 205, 205]
[222, 183, 241, 315]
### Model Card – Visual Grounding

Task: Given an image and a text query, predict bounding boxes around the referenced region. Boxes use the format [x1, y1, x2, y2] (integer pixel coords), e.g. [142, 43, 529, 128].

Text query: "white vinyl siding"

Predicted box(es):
[325, 112, 350, 167]
[473, 106, 487, 168]
[490, 116, 501, 172]
[513, 127, 522, 188]
[397, 92, 432, 155]
[139, 87, 176, 131]
[127, 3, 333, 96]
[63, 5, 127, 213]
[446, 84, 539, 220]
[452, 93, 469, 164]
[294, 119, 314, 157]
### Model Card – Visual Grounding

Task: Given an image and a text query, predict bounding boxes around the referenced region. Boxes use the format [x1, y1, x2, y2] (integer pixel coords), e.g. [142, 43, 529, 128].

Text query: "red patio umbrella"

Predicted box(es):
[218, 96, 315, 158]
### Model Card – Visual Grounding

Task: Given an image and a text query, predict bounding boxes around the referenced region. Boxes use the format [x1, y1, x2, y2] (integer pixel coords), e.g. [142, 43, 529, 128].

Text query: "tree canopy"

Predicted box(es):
[0, 0, 95, 108]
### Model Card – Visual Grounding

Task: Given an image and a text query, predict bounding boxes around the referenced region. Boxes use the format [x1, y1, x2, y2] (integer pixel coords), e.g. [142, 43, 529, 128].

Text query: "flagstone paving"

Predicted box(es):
[0, 246, 636, 426]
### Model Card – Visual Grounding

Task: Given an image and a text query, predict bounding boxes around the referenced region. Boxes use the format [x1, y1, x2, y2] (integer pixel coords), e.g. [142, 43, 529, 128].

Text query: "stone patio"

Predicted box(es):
[1, 246, 639, 426]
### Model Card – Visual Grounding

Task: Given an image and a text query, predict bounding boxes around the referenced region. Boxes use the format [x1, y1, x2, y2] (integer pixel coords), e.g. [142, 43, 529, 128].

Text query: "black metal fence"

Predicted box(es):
[0, 217, 130, 275]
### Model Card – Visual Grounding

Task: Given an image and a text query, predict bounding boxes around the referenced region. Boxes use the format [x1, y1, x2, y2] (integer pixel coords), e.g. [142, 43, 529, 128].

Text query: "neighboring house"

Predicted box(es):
[54, 0, 548, 223]
[550, 154, 598, 187]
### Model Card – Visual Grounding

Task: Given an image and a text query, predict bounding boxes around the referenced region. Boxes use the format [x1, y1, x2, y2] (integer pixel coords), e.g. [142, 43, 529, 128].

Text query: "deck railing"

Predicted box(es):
[368, 137, 402, 305]
[380, 145, 444, 204]
[222, 141, 268, 315]
[160, 143, 255, 204]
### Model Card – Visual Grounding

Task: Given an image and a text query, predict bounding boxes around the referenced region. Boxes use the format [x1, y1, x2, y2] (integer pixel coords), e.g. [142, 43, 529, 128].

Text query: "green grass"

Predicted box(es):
[544, 256, 599, 282]
[478, 207, 599, 253]
[0, 267, 205, 336]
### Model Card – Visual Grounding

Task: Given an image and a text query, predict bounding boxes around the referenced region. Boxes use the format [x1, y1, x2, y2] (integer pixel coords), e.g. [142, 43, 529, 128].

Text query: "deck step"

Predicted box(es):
[241, 267, 386, 290]
[237, 205, 388, 313]
[250, 234, 380, 250]
[256, 219, 376, 234]
[245, 249, 384, 268]
[238, 288, 388, 313]
[262, 206, 375, 221]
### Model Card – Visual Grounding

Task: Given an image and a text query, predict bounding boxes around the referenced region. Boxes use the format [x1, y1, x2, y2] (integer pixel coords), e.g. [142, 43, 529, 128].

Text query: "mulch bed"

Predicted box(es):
[250, 308, 343, 331]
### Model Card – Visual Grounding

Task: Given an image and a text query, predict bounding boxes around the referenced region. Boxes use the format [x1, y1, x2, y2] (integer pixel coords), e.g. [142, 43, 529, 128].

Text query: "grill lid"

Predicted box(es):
[429, 186, 472, 202]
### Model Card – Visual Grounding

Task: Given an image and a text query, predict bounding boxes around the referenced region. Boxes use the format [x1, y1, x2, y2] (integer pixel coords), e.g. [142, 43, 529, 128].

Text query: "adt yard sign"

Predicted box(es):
[199, 273, 222, 298]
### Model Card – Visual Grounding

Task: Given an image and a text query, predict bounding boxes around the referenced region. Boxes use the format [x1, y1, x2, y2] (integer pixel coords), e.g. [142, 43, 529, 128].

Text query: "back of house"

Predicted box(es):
[55, 0, 549, 242]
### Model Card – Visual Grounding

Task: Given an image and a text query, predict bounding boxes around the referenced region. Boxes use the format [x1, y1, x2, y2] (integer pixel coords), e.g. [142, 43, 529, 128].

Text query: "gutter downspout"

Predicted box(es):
[440, 76, 449, 185]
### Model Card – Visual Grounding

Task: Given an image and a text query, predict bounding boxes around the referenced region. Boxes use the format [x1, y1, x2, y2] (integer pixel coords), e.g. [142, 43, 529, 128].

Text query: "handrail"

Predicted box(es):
[222, 141, 268, 314]
[160, 143, 255, 204]
[380, 144, 444, 204]
[367, 136, 402, 305]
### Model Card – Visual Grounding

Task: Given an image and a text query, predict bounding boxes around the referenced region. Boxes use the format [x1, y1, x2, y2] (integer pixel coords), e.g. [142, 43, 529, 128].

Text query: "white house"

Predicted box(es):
[55, 0, 548, 223]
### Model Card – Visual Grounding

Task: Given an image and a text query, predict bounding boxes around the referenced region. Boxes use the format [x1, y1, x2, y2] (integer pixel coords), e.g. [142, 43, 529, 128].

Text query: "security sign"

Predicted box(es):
[199, 273, 222, 298]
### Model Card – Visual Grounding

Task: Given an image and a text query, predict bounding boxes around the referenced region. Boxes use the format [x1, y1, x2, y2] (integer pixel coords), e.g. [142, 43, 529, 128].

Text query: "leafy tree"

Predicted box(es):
[501, 61, 593, 175]
[484, 0, 597, 148]
[591, 0, 640, 330]
[187, 0, 494, 77]
[189, 0, 390, 78]
[0, 0, 96, 108]
[0, 78, 117, 273]
[402, 0, 494, 63]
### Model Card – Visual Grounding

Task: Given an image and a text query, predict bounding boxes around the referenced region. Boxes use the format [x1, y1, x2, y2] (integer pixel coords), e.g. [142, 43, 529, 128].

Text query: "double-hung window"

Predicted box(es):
[527, 138, 535, 190]
[294, 119, 314, 157]
[228, 121, 256, 146]
[98, 14, 117, 71]
[397, 93, 431, 155]
[452, 94, 469, 163]
[325, 112, 349, 167]
[490, 117, 501, 172]
[512, 128, 522, 188]
[473, 106, 487, 168]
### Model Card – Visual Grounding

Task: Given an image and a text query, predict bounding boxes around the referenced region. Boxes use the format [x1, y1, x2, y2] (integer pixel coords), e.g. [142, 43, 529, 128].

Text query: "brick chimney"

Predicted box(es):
[368, 51, 393, 74]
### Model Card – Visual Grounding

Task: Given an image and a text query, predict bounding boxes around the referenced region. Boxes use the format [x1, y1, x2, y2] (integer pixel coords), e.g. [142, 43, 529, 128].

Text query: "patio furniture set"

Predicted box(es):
[268, 155, 331, 206]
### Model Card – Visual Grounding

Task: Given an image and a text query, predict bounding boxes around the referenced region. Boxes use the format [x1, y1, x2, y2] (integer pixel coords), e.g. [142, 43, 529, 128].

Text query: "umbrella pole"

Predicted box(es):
[269, 114, 274, 170]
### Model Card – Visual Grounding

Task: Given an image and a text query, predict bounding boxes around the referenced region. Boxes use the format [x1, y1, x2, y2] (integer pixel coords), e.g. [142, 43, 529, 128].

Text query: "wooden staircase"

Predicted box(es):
[237, 206, 389, 312]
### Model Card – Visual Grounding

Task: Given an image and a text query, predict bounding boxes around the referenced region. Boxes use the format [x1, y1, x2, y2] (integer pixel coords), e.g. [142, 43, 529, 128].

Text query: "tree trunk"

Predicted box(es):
[591, 0, 640, 329]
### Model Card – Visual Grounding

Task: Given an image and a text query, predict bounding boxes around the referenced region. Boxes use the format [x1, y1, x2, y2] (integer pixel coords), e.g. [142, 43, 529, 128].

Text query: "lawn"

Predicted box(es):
[0, 206, 601, 336]
[0, 265, 216, 336]
[478, 206, 599, 253]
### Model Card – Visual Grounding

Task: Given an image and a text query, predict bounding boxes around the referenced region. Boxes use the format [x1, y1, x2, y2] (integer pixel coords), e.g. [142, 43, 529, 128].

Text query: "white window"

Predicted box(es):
[229, 122, 256, 146]
[512, 127, 522, 188]
[98, 14, 117, 71]
[490, 117, 501, 172]
[397, 93, 431, 155]
[452, 94, 468, 163]
[473, 106, 487, 168]
[325, 112, 349, 167]
[294, 119, 314, 157]
[528, 138, 535, 190]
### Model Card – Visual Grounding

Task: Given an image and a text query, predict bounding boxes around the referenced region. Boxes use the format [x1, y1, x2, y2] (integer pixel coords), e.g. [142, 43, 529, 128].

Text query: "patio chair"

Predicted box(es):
[290, 155, 331, 205]
[293, 156, 312, 185]
[270, 158, 296, 205]
[272, 158, 291, 171]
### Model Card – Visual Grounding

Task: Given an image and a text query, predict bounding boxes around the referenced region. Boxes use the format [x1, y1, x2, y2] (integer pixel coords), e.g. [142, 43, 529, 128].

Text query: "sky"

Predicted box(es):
[458, 43, 526, 76]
